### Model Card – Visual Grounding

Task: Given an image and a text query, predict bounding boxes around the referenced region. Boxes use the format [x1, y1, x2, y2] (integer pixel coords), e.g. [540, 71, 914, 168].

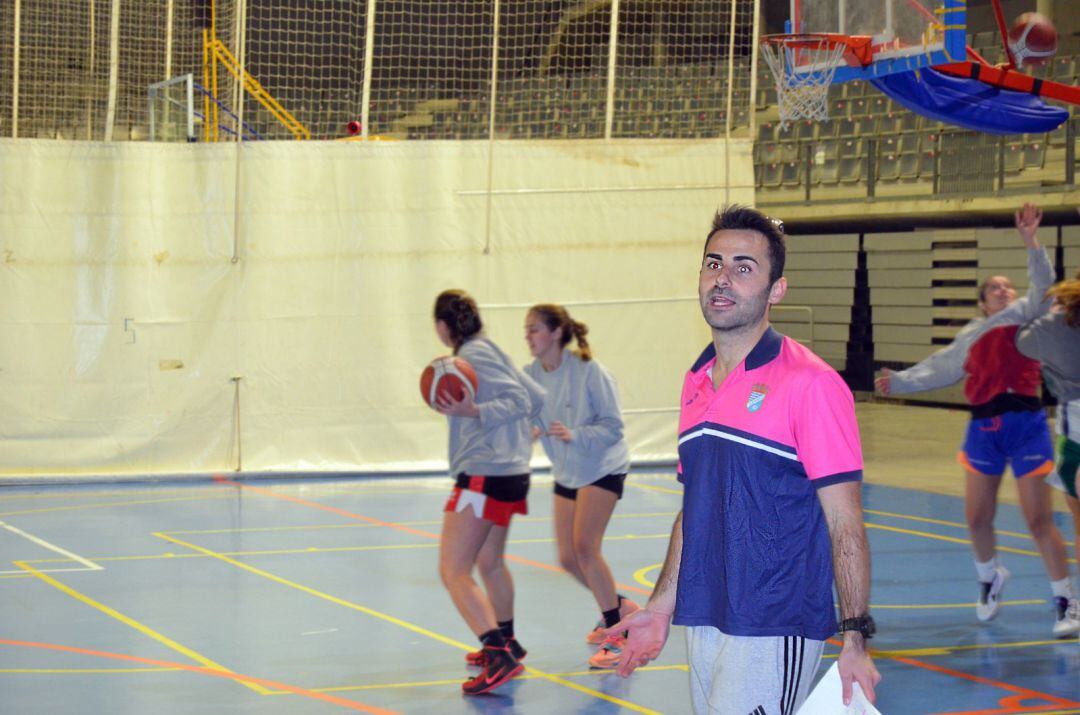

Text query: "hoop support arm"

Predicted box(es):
[935, 61, 1080, 106]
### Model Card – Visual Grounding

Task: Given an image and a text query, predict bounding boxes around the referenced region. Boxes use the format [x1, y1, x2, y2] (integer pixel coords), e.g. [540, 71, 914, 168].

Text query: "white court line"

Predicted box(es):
[0, 519, 103, 574]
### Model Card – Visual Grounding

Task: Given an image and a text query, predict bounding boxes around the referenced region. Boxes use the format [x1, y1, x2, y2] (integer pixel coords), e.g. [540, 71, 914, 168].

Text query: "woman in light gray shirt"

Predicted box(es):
[432, 289, 544, 695]
[523, 303, 636, 670]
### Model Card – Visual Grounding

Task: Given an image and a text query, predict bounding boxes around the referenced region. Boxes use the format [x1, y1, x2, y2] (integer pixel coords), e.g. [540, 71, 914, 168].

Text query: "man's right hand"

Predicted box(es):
[1015, 203, 1042, 248]
[873, 368, 892, 396]
[603, 607, 672, 678]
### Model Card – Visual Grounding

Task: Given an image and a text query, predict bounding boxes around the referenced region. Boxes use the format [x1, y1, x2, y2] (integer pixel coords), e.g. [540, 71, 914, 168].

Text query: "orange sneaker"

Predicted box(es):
[584, 598, 640, 644]
[587, 633, 625, 670]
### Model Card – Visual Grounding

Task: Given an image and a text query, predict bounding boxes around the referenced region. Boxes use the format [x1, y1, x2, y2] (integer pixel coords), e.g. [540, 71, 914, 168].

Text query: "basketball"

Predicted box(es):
[420, 356, 479, 408]
[1008, 12, 1057, 66]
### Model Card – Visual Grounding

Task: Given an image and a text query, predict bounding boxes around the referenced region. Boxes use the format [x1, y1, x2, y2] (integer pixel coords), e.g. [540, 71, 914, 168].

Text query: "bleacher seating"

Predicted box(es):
[751, 40, 1080, 199]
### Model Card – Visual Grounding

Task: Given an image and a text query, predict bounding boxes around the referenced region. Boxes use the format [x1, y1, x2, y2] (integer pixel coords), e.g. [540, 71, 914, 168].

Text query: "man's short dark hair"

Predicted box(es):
[705, 205, 786, 285]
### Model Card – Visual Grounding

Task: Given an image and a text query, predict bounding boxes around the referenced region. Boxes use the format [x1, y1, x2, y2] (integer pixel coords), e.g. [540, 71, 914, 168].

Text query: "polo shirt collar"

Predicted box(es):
[745, 327, 783, 371]
[692, 326, 783, 378]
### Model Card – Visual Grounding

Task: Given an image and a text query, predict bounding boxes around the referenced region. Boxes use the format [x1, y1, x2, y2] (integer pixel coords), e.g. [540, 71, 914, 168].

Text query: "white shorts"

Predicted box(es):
[686, 626, 826, 715]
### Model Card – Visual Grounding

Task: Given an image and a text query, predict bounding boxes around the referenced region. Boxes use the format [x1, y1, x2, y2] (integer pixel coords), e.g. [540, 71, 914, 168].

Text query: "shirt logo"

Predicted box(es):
[746, 383, 768, 413]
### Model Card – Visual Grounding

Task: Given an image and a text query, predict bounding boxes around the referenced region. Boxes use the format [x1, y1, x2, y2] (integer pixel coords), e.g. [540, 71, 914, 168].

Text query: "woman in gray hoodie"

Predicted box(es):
[1016, 272, 1080, 590]
[431, 289, 544, 695]
[523, 303, 637, 670]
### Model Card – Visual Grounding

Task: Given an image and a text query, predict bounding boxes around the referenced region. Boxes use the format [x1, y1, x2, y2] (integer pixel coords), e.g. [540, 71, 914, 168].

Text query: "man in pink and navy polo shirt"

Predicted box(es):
[607, 206, 880, 714]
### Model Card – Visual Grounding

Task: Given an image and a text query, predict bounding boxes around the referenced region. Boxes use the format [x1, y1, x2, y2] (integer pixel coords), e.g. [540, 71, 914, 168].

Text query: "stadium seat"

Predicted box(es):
[839, 157, 866, 183]
[898, 133, 920, 155]
[856, 116, 878, 135]
[781, 161, 803, 187]
[813, 158, 841, 185]
[898, 152, 921, 180]
[1022, 140, 1046, 169]
[1003, 143, 1024, 174]
[810, 119, 834, 139]
[761, 163, 783, 188]
[839, 138, 863, 158]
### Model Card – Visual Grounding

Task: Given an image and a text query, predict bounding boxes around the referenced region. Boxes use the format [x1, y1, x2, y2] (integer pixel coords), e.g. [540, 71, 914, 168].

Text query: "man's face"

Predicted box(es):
[698, 229, 785, 334]
[979, 276, 1016, 316]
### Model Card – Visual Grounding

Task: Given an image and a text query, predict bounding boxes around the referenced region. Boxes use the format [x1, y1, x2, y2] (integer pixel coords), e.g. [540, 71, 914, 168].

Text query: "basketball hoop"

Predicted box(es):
[760, 34, 873, 128]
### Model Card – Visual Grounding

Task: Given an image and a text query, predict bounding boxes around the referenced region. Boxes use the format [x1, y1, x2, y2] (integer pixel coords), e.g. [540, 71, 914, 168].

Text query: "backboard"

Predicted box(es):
[788, 0, 968, 82]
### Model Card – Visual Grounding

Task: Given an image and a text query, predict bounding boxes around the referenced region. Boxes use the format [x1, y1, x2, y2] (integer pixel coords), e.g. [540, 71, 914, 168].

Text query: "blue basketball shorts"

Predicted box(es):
[958, 410, 1055, 479]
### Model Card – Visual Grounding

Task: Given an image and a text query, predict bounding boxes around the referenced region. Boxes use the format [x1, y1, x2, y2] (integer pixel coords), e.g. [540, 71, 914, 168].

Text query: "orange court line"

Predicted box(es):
[0, 639, 399, 714]
[886, 653, 1080, 714]
[210, 476, 652, 597]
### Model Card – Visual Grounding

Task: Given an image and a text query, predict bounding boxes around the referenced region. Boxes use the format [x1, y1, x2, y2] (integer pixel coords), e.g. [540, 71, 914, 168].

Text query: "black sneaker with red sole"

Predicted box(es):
[465, 637, 526, 666]
[461, 644, 523, 695]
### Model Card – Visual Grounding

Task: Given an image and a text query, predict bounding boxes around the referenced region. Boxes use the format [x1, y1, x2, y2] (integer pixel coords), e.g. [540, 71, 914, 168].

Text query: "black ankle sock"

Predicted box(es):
[497, 619, 514, 639]
[480, 629, 506, 648]
[617, 594, 626, 608]
[602, 607, 621, 629]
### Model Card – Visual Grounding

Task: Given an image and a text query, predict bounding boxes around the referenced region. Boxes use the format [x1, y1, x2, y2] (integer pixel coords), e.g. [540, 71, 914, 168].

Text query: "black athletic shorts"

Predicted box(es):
[553, 473, 627, 501]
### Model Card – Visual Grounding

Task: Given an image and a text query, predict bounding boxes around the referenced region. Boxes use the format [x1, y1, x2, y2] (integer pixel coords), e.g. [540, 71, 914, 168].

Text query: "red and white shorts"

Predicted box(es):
[444, 473, 529, 527]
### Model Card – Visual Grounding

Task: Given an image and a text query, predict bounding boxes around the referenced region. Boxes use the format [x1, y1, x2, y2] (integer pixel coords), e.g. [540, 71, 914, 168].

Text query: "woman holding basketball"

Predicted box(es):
[523, 303, 638, 669]
[432, 289, 545, 695]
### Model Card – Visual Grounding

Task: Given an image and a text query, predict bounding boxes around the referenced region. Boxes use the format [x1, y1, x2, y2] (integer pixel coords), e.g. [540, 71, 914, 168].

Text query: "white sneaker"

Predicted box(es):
[976, 566, 1010, 622]
[1051, 597, 1080, 638]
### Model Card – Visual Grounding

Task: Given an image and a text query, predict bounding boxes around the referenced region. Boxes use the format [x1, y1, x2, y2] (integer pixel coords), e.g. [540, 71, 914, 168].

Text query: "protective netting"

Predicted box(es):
[0, 0, 757, 142]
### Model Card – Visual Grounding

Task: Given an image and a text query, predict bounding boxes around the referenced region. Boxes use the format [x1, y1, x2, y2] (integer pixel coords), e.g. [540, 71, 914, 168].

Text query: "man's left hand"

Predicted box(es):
[837, 635, 881, 706]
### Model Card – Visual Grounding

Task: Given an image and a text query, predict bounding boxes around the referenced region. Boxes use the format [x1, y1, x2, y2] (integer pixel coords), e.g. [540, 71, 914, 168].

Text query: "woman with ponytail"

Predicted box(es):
[1016, 271, 1080, 615]
[523, 303, 637, 669]
[431, 289, 545, 695]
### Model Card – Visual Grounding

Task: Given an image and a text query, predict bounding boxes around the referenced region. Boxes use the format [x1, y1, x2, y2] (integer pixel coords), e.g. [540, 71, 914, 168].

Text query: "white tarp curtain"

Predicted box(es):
[0, 138, 754, 479]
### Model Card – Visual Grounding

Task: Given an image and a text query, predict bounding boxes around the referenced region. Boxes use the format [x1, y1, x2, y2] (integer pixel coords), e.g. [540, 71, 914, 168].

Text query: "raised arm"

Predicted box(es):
[817, 482, 881, 706]
[1011, 203, 1055, 321]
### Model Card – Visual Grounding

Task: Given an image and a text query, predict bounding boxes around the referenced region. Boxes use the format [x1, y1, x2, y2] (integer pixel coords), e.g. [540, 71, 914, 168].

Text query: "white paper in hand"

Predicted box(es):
[797, 662, 882, 715]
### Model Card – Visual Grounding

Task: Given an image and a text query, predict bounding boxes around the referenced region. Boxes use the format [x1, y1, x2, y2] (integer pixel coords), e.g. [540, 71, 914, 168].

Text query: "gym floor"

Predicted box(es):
[1, 403, 1077, 714]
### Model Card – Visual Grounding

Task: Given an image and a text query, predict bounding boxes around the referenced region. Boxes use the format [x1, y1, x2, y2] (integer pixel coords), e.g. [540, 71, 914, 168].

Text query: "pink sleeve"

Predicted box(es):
[676, 372, 695, 482]
[792, 370, 863, 485]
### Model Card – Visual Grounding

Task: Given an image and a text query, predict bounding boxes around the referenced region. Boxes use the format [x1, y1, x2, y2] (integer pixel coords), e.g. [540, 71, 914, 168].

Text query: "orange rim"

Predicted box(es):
[760, 33, 875, 66]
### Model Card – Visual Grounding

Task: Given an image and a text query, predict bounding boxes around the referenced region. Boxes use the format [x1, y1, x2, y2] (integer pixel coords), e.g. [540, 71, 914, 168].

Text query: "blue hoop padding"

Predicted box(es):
[870, 67, 1069, 135]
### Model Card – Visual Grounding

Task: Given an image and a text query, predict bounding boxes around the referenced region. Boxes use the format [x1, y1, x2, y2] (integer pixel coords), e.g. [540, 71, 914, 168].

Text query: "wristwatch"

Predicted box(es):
[838, 615, 876, 639]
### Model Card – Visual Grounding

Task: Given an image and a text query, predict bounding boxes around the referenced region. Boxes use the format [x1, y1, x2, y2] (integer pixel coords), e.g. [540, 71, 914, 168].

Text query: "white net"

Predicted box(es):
[0, 0, 758, 142]
[761, 36, 848, 127]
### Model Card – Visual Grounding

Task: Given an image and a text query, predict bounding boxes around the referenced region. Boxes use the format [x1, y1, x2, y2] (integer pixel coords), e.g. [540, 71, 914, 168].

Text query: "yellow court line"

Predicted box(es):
[873, 638, 1077, 658]
[0, 494, 233, 518]
[627, 483, 682, 496]
[866, 508, 1075, 546]
[870, 599, 1047, 610]
[17, 531, 675, 569]
[0, 487, 226, 502]
[628, 483, 1075, 559]
[156, 532, 661, 715]
[866, 522, 1073, 562]
[634, 564, 1047, 610]
[275, 664, 690, 695]
[0, 667, 180, 674]
[634, 564, 662, 590]
[13, 561, 267, 695]
[167, 511, 681, 536]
